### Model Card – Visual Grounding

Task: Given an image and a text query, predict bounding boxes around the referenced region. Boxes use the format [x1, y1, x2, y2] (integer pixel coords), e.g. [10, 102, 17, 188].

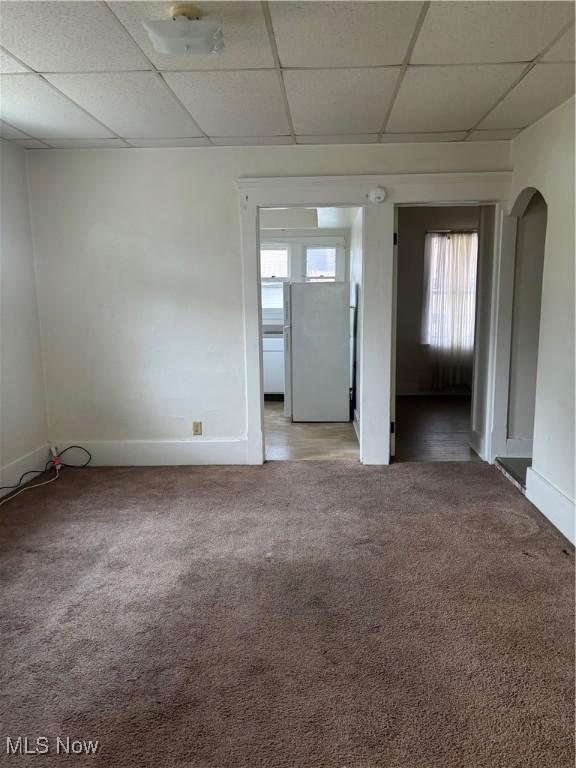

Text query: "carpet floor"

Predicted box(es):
[0, 462, 573, 767]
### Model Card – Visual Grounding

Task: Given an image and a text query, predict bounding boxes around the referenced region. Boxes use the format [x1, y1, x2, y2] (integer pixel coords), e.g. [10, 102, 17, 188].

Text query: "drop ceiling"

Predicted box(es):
[0, 1, 574, 150]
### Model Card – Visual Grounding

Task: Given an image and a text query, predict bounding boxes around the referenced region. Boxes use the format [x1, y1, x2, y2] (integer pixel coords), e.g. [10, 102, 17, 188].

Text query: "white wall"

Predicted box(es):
[0, 140, 48, 492]
[396, 206, 480, 393]
[507, 192, 547, 442]
[25, 141, 510, 460]
[260, 208, 317, 229]
[510, 97, 575, 541]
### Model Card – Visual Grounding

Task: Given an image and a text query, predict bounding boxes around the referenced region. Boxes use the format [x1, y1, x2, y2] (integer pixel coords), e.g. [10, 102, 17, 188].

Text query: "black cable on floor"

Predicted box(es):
[0, 445, 92, 505]
[0, 461, 53, 493]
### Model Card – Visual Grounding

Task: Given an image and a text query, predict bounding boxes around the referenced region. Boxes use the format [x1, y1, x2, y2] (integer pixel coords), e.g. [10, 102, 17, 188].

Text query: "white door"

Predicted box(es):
[291, 282, 350, 422]
[390, 209, 398, 456]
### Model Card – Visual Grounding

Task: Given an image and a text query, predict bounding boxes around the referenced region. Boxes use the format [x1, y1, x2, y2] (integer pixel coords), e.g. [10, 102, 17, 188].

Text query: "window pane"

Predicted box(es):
[306, 247, 336, 281]
[261, 249, 288, 278]
[421, 232, 478, 351]
[261, 281, 284, 310]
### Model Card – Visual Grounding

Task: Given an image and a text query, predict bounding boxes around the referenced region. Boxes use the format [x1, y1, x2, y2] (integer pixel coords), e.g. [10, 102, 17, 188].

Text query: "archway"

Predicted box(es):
[497, 189, 548, 488]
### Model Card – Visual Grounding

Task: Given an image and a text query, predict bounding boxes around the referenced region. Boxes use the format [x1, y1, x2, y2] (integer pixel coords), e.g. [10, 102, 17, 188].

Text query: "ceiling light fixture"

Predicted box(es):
[142, 4, 224, 55]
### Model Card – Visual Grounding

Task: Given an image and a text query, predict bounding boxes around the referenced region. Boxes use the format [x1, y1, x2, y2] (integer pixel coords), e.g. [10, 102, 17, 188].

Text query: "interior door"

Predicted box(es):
[390, 207, 398, 457]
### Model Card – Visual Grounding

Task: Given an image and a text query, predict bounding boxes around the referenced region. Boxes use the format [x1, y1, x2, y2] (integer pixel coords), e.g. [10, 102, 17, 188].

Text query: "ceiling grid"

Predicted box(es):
[0, 1, 573, 149]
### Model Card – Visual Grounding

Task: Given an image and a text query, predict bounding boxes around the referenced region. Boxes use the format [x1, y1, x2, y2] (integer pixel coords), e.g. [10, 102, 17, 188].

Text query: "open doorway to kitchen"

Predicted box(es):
[258, 206, 362, 461]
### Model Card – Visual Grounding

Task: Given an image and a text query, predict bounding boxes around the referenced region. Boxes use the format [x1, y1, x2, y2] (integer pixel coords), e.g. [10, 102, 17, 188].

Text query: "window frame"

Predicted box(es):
[304, 244, 339, 282]
[260, 244, 290, 324]
[260, 234, 347, 325]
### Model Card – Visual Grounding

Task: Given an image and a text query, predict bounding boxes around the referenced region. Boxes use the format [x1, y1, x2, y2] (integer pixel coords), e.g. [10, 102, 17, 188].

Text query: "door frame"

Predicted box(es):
[392, 201, 494, 460]
[237, 173, 512, 465]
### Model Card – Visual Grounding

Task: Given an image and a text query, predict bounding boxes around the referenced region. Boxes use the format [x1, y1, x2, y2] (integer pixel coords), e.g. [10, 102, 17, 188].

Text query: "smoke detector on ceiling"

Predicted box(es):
[142, 4, 224, 55]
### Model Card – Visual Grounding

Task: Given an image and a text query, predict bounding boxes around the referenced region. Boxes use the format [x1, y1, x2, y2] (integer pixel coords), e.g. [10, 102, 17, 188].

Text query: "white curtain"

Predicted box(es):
[421, 232, 478, 390]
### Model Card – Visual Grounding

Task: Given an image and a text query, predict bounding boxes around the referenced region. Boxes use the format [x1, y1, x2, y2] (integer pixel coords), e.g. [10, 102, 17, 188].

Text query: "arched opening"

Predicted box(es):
[497, 189, 548, 487]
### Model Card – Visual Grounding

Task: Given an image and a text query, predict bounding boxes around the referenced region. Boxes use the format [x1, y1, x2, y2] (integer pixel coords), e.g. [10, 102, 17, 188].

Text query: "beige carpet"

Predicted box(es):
[0, 462, 573, 767]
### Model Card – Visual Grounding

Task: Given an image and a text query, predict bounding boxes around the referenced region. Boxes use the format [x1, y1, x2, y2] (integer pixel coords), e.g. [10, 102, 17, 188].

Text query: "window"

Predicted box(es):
[305, 247, 337, 281]
[421, 232, 478, 352]
[260, 247, 289, 323]
[260, 239, 344, 324]
[260, 248, 289, 279]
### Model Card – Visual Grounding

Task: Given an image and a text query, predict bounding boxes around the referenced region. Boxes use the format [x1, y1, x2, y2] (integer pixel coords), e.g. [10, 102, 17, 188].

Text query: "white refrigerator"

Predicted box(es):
[283, 282, 350, 422]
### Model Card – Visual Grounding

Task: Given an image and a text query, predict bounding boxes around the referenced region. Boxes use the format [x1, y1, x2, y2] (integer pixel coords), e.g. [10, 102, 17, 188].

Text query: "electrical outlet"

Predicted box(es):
[192, 421, 203, 436]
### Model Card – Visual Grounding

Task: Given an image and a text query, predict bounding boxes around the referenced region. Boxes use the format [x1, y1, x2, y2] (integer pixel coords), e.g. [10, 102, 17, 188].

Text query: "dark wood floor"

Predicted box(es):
[394, 395, 480, 462]
[495, 456, 531, 489]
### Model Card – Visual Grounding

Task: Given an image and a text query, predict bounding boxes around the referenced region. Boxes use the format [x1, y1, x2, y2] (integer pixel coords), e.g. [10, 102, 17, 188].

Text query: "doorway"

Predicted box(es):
[393, 204, 485, 462]
[258, 206, 361, 461]
[239, 173, 512, 465]
[496, 191, 547, 487]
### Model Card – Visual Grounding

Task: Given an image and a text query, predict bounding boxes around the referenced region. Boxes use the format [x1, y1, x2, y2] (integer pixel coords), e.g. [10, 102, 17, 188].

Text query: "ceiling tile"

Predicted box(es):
[0, 120, 29, 139]
[0, 49, 29, 73]
[164, 71, 289, 136]
[297, 135, 379, 144]
[211, 136, 293, 146]
[284, 68, 399, 135]
[270, 2, 424, 67]
[480, 63, 575, 129]
[13, 139, 50, 149]
[47, 139, 130, 149]
[380, 132, 467, 143]
[110, 2, 274, 71]
[0, 74, 114, 138]
[412, 1, 575, 64]
[127, 138, 211, 147]
[387, 65, 525, 132]
[542, 26, 575, 62]
[46, 72, 204, 139]
[0, 1, 150, 72]
[467, 129, 521, 141]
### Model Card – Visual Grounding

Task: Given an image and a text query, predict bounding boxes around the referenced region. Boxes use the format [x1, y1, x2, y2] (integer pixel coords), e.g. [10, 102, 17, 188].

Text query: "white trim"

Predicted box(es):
[0, 443, 51, 498]
[238, 173, 512, 466]
[468, 429, 485, 460]
[486, 209, 518, 461]
[505, 437, 533, 456]
[48, 439, 248, 466]
[238, 172, 512, 190]
[526, 467, 575, 544]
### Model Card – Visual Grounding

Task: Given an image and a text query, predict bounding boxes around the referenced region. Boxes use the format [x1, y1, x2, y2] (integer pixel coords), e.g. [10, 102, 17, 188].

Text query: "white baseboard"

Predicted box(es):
[50, 438, 249, 467]
[0, 443, 51, 498]
[505, 437, 533, 457]
[468, 429, 486, 460]
[526, 467, 575, 545]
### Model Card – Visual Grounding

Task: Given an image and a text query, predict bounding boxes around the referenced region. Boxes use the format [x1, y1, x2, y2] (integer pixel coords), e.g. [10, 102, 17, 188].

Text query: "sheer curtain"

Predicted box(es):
[421, 232, 478, 390]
